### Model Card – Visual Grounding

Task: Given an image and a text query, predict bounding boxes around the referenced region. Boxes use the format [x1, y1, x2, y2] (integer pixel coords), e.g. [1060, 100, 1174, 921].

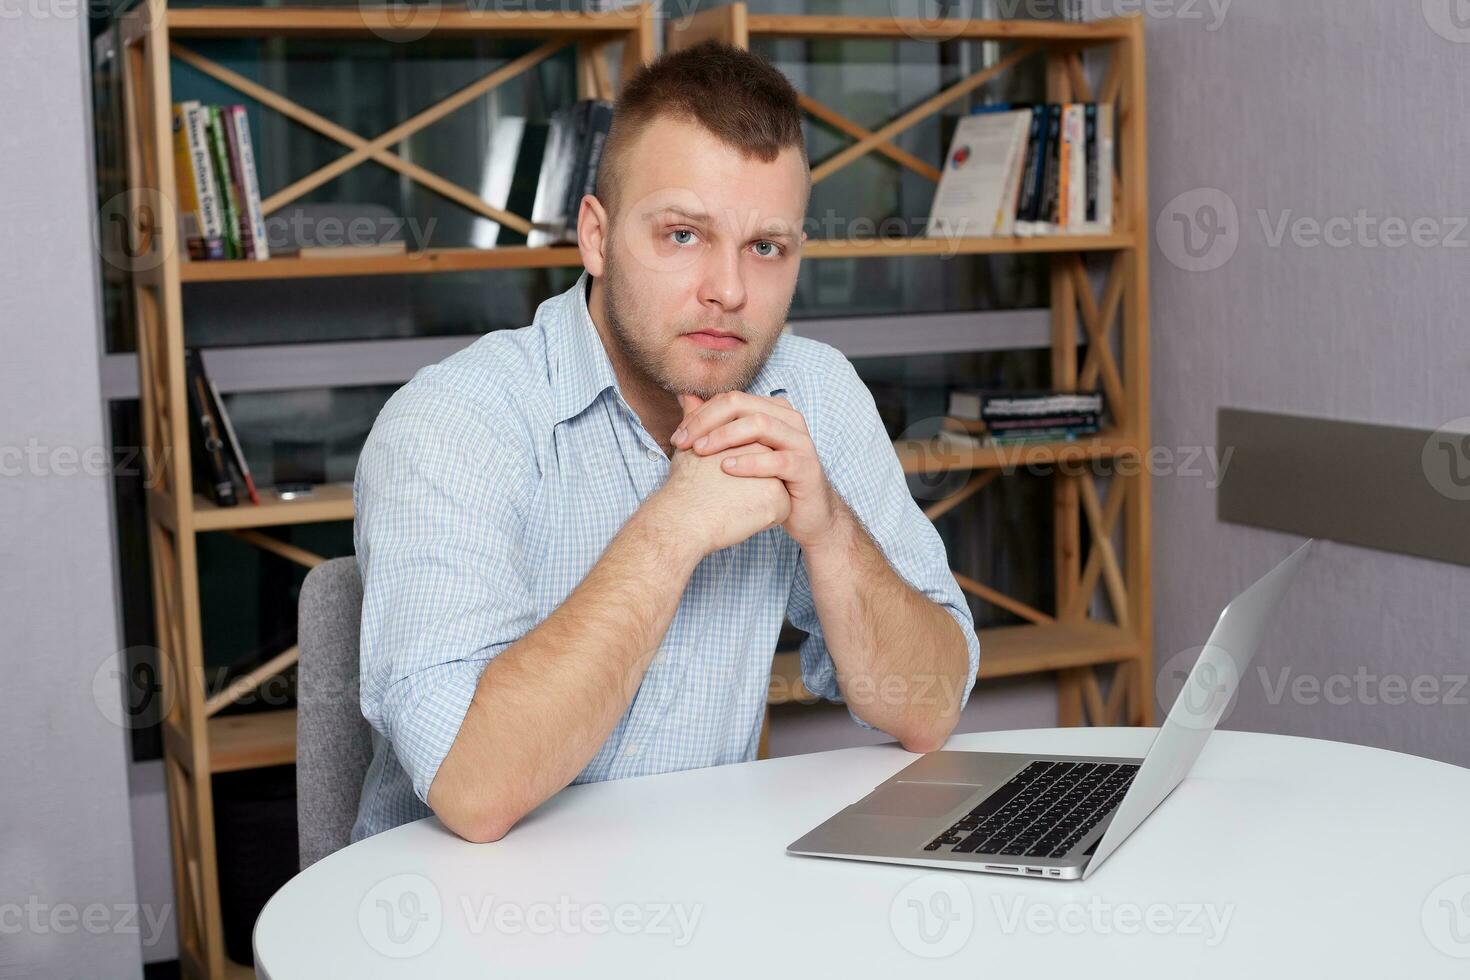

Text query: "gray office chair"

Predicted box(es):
[296, 556, 373, 870]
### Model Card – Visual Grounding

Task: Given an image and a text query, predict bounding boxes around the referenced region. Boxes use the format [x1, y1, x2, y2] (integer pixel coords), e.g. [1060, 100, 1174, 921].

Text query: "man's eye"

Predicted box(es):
[670, 229, 695, 245]
[753, 241, 782, 258]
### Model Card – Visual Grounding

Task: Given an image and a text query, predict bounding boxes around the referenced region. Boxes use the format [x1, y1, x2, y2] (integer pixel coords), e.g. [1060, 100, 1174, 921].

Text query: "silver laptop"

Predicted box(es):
[787, 540, 1313, 881]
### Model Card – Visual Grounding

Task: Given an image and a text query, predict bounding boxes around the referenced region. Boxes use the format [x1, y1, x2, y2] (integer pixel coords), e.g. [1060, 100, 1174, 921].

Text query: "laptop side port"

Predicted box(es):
[1025, 868, 1043, 876]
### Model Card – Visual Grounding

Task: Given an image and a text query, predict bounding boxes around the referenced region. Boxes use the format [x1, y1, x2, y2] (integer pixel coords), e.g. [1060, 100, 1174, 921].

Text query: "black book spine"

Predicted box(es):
[185, 349, 237, 507]
[1016, 103, 1048, 223]
[559, 101, 595, 243]
[567, 101, 614, 239]
[1037, 104, 1064, 228]
[1085, 103, 1099, 224]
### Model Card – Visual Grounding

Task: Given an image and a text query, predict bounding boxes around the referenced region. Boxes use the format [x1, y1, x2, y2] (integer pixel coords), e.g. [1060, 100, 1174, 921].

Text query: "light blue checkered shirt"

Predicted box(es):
[350, 269, 980, 841]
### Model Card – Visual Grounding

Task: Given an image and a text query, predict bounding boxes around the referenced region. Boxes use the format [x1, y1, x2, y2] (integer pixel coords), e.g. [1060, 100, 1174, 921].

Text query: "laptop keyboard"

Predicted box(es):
[923, 760, 1140, 859]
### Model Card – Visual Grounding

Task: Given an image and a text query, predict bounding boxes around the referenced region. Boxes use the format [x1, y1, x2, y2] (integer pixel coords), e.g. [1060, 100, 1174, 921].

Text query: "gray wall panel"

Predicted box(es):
[1147, 1, 1470, 768]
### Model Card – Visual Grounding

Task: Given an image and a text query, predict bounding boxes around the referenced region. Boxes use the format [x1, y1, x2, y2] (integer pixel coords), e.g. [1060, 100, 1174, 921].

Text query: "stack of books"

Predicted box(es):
[171, 102, 269, 261]
[943, 390, 1105, 446]
[925, 103, 1114, 239]
[528, 99, 614, 247]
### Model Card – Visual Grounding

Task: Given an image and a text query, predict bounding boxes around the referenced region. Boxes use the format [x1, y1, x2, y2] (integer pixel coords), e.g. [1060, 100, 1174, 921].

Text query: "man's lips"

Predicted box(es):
[682, 330, 744, 351]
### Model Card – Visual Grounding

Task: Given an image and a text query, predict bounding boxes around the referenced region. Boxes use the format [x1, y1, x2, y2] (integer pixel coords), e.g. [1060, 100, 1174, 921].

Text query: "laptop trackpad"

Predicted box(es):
[850, 781, 979, 818]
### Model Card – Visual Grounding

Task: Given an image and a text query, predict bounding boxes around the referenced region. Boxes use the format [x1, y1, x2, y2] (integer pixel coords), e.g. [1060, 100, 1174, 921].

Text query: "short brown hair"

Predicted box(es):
[594, 39, 808, 221]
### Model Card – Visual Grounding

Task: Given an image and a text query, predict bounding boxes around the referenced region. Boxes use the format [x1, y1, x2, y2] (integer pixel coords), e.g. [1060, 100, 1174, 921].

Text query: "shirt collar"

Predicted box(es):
[550, 269, 621, 426]
[549, 269, 790, 426]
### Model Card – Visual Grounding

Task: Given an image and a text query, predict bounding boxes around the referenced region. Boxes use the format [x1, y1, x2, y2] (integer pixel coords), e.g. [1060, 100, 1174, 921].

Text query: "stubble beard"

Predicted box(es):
[600, 249, 787, 401]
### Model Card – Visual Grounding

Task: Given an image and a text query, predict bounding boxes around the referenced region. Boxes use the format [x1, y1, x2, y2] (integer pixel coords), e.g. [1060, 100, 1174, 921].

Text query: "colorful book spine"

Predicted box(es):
[181, 102, 226, 260]
[205, 105, 244, 260]
[170, 104, 205, 261]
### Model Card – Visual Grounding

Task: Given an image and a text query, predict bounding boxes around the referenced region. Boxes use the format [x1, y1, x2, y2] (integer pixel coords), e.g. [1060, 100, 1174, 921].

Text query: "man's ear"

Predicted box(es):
[577, 194, 608, 277]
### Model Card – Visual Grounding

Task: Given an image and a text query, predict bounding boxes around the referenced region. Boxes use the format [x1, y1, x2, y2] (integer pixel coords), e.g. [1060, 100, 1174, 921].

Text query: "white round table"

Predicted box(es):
[254, 728, 1470, 977]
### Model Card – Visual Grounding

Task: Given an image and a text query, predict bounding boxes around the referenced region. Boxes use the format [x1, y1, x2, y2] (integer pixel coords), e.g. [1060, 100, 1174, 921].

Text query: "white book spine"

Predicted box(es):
[229, 107, 270, 260]
[1064, 104, 1087, 233]
[994, 108, 1034, 237]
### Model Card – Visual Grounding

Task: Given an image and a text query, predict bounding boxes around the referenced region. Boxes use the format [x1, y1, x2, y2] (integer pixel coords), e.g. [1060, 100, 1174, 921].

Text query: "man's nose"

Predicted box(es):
[698, 244, 747, 314]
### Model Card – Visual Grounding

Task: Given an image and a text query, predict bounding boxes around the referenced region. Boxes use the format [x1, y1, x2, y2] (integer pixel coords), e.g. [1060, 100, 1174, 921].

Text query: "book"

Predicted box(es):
[295, 242, 408, 259]
[225, 106, 270, 260]
[527, 100, 615, 247]
[193, 349, 261, 506]
[220, 107, 253, 259]
[948, 389, 1106, 421]
[185, 350, 237, 507]
[471, 115, 527, 249]
[1024, 104, 1064, 237]
[565, 100, 614, 241]
[503, 120, 549, 243]
[1080, 102, 1114, 235]
[1059, 104, 1087, 232]
[1013, 104, 1049, 232]
[527, 103, 581, 248]
[1084, 103, 1099, 227]
[204, 106, 243, 260]
[170, 104, 205, 261]
[925, 108, 1033, 239]
[175, 102, 226, 260]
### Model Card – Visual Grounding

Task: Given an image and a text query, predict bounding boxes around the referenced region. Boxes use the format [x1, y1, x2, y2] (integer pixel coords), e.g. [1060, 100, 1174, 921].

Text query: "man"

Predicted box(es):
[352, 40, 980, 845]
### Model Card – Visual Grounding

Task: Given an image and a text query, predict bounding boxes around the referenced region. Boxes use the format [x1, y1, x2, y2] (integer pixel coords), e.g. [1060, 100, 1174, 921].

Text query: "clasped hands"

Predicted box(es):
[646, 391, 842, 557]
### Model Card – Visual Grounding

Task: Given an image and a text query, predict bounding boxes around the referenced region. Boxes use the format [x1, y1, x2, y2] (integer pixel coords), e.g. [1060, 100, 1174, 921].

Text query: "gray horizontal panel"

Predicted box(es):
[101, 308, 1051, 399]
[1218, 408, 1470, 567]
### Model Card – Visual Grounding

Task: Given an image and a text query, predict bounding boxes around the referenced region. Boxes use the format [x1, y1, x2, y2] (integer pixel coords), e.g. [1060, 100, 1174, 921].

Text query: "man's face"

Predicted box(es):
[590, 114, 808, 400]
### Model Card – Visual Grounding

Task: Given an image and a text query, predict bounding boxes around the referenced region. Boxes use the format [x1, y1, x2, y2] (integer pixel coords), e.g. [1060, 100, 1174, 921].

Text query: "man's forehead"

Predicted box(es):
[621, 116, 807, 228]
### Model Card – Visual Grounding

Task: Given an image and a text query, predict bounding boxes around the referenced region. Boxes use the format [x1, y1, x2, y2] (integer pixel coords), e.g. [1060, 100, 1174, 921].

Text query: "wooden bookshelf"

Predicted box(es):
[117, 4, 655, 977]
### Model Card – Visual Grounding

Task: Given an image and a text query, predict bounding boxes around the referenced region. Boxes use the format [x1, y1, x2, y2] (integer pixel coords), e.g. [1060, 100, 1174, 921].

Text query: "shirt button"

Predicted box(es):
[645, 448, 661, 462]
[623, 743, 640, 758]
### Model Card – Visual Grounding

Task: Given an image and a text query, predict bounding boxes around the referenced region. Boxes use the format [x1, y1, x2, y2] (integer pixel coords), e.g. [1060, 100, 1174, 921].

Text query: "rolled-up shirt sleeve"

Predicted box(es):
[354, 380, 536, 806]
[785, 352, 982, 733]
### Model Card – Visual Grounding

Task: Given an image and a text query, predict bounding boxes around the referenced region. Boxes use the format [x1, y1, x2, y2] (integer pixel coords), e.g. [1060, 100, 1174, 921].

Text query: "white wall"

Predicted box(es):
[1146, 0, 1470, 765]
[0, 8, 144, 979]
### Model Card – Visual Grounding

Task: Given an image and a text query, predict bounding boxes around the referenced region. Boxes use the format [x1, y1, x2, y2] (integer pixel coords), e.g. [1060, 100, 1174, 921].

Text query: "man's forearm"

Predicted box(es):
[428, 504, 701, 843]
[800, 493, 970, 752]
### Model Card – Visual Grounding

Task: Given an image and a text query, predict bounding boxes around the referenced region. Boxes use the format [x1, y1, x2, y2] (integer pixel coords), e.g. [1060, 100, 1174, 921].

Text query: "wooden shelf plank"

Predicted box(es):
[896, 431, 1138, 476]
[209, 709, 297, 773]
[167, 5, 651, 39]
[193, 483, 354, 531]
[179, 245, 586, 282]
[768, 621, 1139, 706]
[803, 233, 1134, 260]
[178, 235, 1133, 283]
[745, 13, 1136, 42]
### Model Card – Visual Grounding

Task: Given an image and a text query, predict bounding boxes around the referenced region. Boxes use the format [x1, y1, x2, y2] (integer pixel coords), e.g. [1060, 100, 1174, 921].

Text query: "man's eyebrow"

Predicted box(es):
[753, 224, 796, 241]
[645, 205, 797, 240]
[645, 205, 711, 224]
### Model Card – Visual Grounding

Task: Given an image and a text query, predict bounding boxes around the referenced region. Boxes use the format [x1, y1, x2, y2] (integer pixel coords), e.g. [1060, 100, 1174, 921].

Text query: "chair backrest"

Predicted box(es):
[296, 556, 372, 870]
